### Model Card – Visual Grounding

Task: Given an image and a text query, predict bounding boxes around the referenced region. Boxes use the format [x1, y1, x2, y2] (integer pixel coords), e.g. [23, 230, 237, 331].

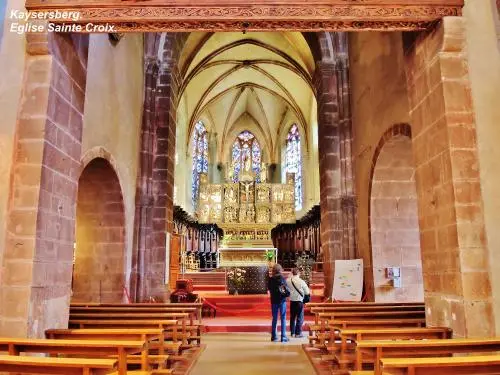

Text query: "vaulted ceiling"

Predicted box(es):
[178, 32, 316, 162]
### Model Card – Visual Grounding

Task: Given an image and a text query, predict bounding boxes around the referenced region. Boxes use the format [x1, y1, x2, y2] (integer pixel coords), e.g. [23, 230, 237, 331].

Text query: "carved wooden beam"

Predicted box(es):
[24, 0, 463, 31]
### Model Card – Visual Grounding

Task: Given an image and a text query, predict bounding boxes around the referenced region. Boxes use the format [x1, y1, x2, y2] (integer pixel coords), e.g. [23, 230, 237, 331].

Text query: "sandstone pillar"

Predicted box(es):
[405, 17, 494, 337]
[0, 32, 88, 337]
[315, 33, 357, 298]
[134, 33, 180, 301]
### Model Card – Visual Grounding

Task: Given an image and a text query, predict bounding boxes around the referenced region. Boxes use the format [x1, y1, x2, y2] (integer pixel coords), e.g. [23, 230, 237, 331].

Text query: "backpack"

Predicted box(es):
[291, 278, 311, 303]
[278, 281, 290, 298]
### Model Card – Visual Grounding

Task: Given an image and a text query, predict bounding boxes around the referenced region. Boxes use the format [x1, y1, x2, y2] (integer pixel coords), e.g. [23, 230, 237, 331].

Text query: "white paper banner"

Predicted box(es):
[332, 259, 364, 301]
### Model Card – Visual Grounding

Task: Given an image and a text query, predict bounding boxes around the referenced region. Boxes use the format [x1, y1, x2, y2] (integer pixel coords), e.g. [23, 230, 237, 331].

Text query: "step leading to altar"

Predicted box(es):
[186, 270, 325, 296]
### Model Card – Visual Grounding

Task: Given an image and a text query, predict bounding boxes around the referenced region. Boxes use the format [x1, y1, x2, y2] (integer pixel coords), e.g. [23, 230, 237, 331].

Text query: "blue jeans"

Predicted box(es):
[271, 300, 287, 340]
[290, 301, 304, 335]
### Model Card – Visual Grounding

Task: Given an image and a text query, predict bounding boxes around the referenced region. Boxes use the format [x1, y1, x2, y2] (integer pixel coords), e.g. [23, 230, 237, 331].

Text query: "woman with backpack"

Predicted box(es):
[267, 263, 290, 342]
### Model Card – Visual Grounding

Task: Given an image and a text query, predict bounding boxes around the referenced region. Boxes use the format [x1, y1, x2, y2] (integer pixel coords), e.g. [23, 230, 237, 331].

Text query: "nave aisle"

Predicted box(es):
[189, 333, 314, 375]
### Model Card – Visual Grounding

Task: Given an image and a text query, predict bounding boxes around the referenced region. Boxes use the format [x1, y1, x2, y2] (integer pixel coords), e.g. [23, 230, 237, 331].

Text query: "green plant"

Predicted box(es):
[263, 249, 275, 262]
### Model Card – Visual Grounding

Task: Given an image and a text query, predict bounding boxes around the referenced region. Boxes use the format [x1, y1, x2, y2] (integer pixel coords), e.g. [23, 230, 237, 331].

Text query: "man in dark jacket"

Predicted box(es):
[267, 263, 289, 342]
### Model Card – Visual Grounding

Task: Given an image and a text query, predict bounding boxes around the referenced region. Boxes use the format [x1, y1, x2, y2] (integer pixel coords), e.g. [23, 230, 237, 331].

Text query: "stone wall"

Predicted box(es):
[82, 34, 143, 298]
[0, 32, 89, 337]
[370, 127, 423, 302]
[404, 17, 493, 337]
[463, 0, 500, 335]
[349, 32, 412, 300]
[73, 158, 125, 303]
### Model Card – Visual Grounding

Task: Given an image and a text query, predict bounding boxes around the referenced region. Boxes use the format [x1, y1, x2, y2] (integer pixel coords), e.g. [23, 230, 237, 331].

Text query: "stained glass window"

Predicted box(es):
[286, 124, 303, 211]
[231, 131, 262, 182]
[192, 121, 208, 207]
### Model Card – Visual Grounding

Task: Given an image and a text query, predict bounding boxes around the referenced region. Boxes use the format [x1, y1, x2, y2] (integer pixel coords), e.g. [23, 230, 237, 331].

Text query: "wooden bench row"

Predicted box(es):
[0, 302, 203, 374]
[68, 305, 203, 347]
[0, 336, 171, 375]
[70, 303, 204, 324]
[316, 320, 500, 375]
[308, 306, 427, 347]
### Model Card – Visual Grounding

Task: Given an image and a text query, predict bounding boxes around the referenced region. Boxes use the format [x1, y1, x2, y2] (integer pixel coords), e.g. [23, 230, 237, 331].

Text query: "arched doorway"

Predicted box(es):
[73, 158, 126, 303]
[370, 129, 423, 302]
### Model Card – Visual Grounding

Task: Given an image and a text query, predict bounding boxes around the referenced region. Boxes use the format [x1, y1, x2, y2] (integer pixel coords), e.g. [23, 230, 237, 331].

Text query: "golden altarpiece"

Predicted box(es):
[196, 161, 295, 268]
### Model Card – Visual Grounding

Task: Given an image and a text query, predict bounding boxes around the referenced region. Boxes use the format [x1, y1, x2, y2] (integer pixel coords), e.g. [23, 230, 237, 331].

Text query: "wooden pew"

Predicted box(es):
[0, 354, 117, 375]
[68, 319, 185, 347]
[356, 338, 500, 374]
[316, 310, 426, 325]
[0, 338, 144, 375]
[69, 307, 198, 325]
[310, 306, 425, 319]
[306, 302, 424, 312]
[71, 303, 203, 324]
[68, 313, 199, 346]
[310, 306, 426, 329]
[329, 327, 452, 370]
[70, 312, 192, 325]
[309, 310, 426, 347]
[70, 306, 202, 340]
[45, 328, 176, 368]
[309, 318, 427, 347]
[380, 355, 500, 375]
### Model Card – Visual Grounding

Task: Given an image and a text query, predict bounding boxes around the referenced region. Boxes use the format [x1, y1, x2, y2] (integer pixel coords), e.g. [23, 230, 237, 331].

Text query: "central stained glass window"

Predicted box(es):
[231, 131, 261, 182]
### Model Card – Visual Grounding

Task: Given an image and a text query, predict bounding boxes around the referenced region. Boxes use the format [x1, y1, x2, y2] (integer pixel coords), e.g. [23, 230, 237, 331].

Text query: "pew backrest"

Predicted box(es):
[380, 355, 500, 375]
[0, 354, 117, 375]
[357, 338, 500, 374]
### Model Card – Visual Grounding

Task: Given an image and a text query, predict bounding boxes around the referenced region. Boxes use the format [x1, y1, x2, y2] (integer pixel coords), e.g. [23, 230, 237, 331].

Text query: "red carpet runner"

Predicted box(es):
[201, 294, 321, 333]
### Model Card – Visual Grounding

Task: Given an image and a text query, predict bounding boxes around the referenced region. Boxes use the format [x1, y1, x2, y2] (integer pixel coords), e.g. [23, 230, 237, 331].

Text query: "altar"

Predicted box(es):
[218, 247, 277, 267]
[196, 158, 295, 294]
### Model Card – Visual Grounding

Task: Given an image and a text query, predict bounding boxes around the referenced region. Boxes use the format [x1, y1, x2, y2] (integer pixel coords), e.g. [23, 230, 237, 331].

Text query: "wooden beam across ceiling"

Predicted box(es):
[24, 0, 463, 32]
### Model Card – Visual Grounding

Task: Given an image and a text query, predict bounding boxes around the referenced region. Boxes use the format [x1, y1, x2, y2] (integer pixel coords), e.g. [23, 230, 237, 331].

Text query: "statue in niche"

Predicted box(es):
[260, 162, 268, 183]
[239, 206, 247, 223]
[284, 205, 294, 220]
[200, 205, 210, 221]
[247, 205, 255, 223]
[225, 186, 236, 203]
[239, 154, 254, 183]
[225, 206, 236, 223]
[273, 187, 284, 202]
[257, 186, 270, 202]
[273, 205, 283, 223]
[227, 160, 236, 182]
[257, 207, 270, 223]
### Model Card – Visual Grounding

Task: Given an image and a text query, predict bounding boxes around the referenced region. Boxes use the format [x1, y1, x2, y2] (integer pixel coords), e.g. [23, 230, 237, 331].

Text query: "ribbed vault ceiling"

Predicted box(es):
[178, 32, 316, 162]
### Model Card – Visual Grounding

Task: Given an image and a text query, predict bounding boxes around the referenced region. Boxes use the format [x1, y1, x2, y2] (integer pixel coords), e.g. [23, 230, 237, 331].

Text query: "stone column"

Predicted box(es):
[0, 32, 88, 337]
[405, 17, 494, 337]
[315, 34, 357, 298]
[131, 48, 159, 302]
[316, 61, 342, 298]
[336, 48, 357, 265]
[133, 33, 182, 301]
